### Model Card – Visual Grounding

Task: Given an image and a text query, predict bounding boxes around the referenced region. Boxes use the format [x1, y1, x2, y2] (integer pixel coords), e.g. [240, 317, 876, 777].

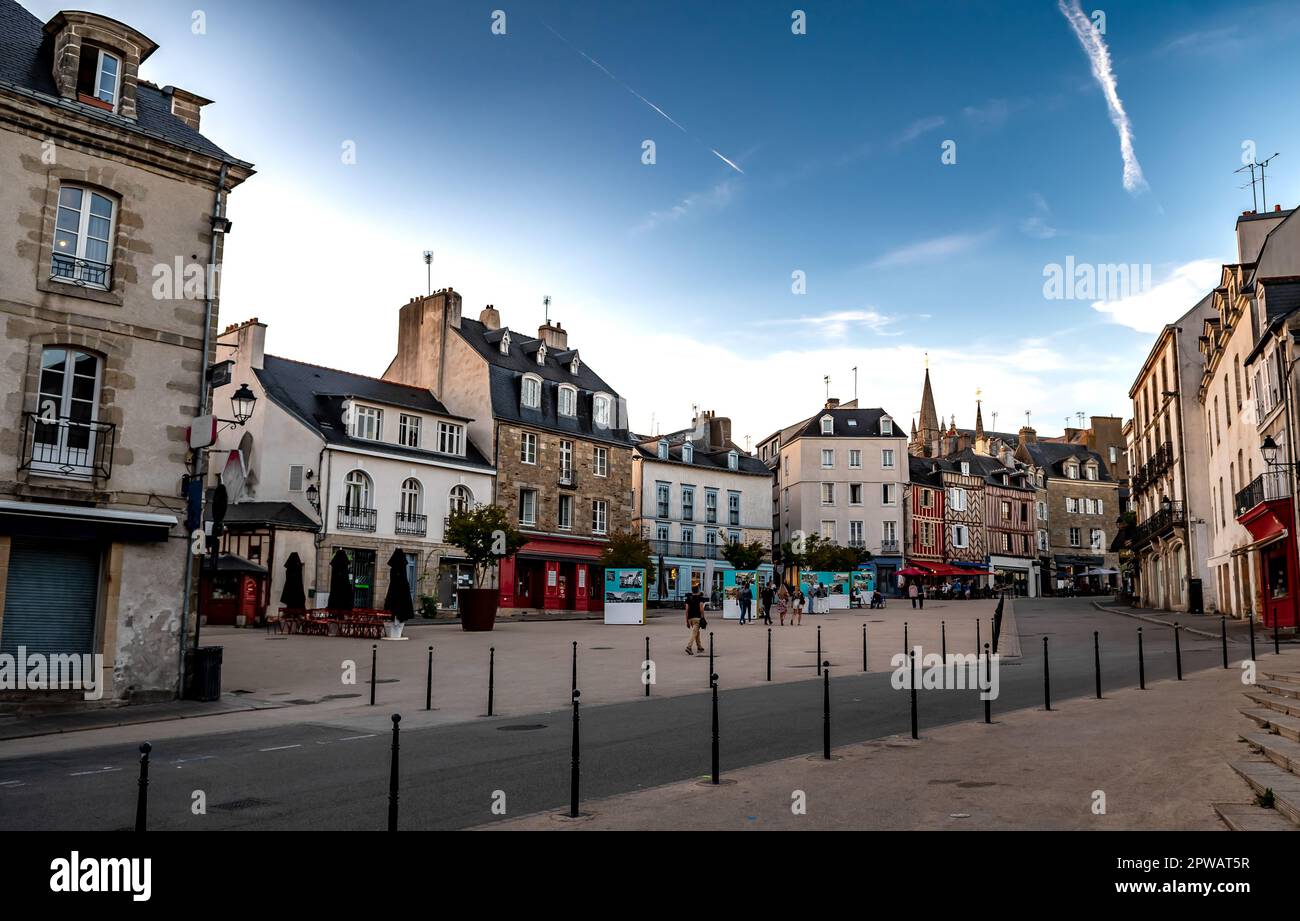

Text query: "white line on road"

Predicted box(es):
[172, 755, 215, 765]
[69, 767, 121, 776]
[0, 780, 25, 787]
[335, 734, 376, 741]
[258, 744, 302, 753]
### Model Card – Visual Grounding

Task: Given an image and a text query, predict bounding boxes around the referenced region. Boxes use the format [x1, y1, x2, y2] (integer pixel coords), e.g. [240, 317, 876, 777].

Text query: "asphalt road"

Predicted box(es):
[0, 599, 1247, 830]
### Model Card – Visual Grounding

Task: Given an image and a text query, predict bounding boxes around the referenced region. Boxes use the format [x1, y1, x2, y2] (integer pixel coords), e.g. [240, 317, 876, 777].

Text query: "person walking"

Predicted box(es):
[777, 582, 790, 625]
[792, 587, 805, 625]
[760, 580, 775, 626]
[908, 581, 919, 609]
[738, 580, 753, 625]
[684, 588, 706, 655]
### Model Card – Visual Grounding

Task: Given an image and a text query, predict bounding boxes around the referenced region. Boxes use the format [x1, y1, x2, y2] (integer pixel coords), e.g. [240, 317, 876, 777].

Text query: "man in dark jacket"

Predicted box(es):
[760, 581, 776, 625]
[684, 589, 706, 655]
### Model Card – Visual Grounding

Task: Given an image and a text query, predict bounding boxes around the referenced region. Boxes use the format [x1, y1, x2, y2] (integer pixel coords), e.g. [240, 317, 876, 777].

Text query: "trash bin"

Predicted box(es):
[188, 645, 223, 702]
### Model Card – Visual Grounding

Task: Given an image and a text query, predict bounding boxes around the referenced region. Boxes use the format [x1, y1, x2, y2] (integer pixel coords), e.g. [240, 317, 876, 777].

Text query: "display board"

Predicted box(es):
[603, 568, 646, 625]
[722, 570, 758, 620]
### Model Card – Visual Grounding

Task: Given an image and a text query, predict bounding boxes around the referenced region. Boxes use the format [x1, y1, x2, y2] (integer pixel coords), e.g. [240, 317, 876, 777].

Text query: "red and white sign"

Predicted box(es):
[188, 415, 218, 449]
[221, 449, 246, 502]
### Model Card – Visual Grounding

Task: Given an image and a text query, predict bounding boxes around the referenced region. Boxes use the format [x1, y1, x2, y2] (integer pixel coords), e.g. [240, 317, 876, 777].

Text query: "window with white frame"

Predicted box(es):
[820, 520, 836, 540]
[682, 486, 695, 520]
[1096, 499, 1104, 516]
[1037, 529, 1048, 551]
[881, 417, 893, 435]
[882, 483, 897, 505]
[593, 446, 608, 477]
[728, 530, 741, 545]
[437, 421, 463, 455]
[682, 443, 693, 463]
[558, 494, 573, 530]
[1069, 527, 1081, 547]
[449, 485, 474, 515]
[882, 449, 895, 469]
[351, 406, 382, 441]
[849, 449, 861, 468]
[559, 439, 573, 479]
[344, 469, 373, 511]
[400, 478, 423, 517]
[1067, 497, 1078, 513]
[535, 343, 547, 365]
[821, 449, 834, 468]
[849, 520, 864, 546]
[592, 500, 608, 535]
[951, 525, 968, 548]
[705, 490, 718, 523]
[520, 432, 537, 464]
[883, 520, 897, 543]
[519, 489, 538, 526]
[948, 487, 967, 511]
[728, 492, 740, 526]
[849, 483, 862, 505]
[76, 47, 120, 108]
[656, 482, 670, 518]
[960, 461, 970, 476]
[820, 415, 833, 434]
[31, 346, 101, 475]
[499, 331, 511, 354]
[921, 521, 935, 547]
[398, 414, 421, 448]
[657, 440, 668, 459]
[727, 451, 738, 470]
[52, 186, 115, 288]
[521, 375, 542, 409]
[821, 483, 835, 505]
[593, 394, 612, 427]
[1037, 500, 1047, 520]
[1090, 529, 1104, 551]
[558, 385, 577, 417]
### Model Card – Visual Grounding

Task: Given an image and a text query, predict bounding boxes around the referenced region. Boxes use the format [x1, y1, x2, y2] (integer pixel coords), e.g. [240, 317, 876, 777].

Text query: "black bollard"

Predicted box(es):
[904, 621, 909, 657]
[1249, 610, 1257, 662]
[1221, 616, 1229, 669]
[134, 742, 151, 832]
[645, 636, 651, 697]
[369, 643, 377, 706]
[976, 619, 981, 662]
[1042, 636, 1051, 711]
[823, 661, 831, 760]
[571, 641, 578, 697]
[488, 646, 495, 717]
[767, 627, 772, 682]
[708, 631, 715, 687]
[710, 673, 720, 784]
[909, 649, 919, 740]
[426, 645, 433, 711]
[570, 689, 581, 817]
[817, 625, 822, 676]
[1094, 631, 1102, 699]
[862, 623, 868, 673]
[1174, 624, 1183, 680]
[983, 643, 991, 725]
[1138, 627, 1145, 690]
[387, 714, 400, 831]
[1275, 614, 1281, 656]
[941, 620, 947, 667]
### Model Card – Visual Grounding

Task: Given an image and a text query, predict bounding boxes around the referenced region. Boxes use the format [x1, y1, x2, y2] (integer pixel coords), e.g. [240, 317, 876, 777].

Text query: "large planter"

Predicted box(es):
[458, 588, 499, 632]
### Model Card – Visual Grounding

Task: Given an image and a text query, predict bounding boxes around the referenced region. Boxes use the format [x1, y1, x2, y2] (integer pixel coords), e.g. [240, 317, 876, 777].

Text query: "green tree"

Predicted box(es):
[444, 505, 526, 588]
[721, 540, 767, 571]
[803, 534, 871, 572]
[599, 530, 656, 574]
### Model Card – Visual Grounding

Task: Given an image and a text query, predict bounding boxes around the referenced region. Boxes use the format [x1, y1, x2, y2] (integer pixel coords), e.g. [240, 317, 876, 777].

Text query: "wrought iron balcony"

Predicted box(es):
[558, 469, 577, 488]
[50, 254, 112, 289]
[1132, 500, 1186, 548]
[19, 412, 115, 480]
[395, 512, 427, 536]
[649, 539, 725, 561]
[337, 506, 377, 532]
[879, 540, 900, 555]
[1235, 471, 1291, 520]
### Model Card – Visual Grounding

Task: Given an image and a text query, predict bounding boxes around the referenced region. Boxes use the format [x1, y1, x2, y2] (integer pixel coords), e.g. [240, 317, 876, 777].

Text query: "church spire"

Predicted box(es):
[915, 356, 940, 457]
[974, 389, 989, 454]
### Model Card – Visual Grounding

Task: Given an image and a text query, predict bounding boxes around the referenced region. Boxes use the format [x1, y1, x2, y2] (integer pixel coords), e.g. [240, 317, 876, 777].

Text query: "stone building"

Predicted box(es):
[632, 410, 773, 601]
[0, 2, 252, 703]
[758, 399, 907, 590]
[1017, 433, 1121, 591]
[383, 291, 634, 614]
[210, 319, 495, 619]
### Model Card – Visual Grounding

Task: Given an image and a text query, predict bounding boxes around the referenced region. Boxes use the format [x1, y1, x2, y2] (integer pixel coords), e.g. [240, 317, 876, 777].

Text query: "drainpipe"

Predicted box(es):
[1278, 332, 1300, 629]
[176, 161, 230, 697]
[1170, 326, 1196, 612]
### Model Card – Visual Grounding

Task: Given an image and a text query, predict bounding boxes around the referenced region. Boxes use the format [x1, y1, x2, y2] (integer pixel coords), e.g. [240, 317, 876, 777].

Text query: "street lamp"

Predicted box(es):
[1262, 434, 1281, 467]
[305, 482, 320, 514]
[230, 383, 257, 425]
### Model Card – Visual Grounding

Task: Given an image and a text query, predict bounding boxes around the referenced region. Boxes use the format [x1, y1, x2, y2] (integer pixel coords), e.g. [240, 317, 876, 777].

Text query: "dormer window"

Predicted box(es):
[570, 357, 581, 374]
[1066, 463, 1080, 480]
[1085, 462, 1099, 481]
[558, 385, 577, 417]
[77, 46, 120, 111]
[820, 415, 833, 435]
[536, 343, 547, 365]
[593, 394, 612, 428]
[350, 405, 382, 441]
[658, 440, 669, 460]
[960, 461, 970, 476]
[499, 331, 511, 355]
[881, 417, 894, 435]
[521, 374, 542, 410]
[682, 443, 694, 463]
[728, 451, 739, 471]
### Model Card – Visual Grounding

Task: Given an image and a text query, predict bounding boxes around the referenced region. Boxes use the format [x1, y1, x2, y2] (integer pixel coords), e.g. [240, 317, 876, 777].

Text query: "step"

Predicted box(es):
[1239, 731, 1300, 772]
[1213, 802, 1300, 831]
[1241, 708, 1300, 743]
[1243, 689, 1300, 718]
[1258, 679, 1300, 700]
[1230, 760, 1300, 826]
[1260, 670, 1300, 684]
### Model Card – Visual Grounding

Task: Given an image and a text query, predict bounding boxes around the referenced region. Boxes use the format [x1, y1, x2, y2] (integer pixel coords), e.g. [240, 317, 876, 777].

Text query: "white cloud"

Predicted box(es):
[1058, 0, 1148, 194]
[868, 230, 995, 269]
[893, 115, 946, 146]
[1020, 193, 1058, 239]
[634, 179, 738, 233]
[760, 309, 904, 337]
[961, 99, 1012, 128]
[1090, 259, 1220, 333]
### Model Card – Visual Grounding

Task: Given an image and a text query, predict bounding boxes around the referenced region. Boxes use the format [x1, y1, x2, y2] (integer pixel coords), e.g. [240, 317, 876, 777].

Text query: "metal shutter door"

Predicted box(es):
[1, 538, 100, 657]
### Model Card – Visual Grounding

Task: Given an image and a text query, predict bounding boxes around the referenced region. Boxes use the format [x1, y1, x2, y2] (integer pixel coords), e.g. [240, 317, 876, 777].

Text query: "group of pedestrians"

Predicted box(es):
[693, 578, 817, 653]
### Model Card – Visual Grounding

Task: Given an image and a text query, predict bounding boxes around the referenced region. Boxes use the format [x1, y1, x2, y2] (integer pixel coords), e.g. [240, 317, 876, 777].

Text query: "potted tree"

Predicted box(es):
[445, 504, 525, 632]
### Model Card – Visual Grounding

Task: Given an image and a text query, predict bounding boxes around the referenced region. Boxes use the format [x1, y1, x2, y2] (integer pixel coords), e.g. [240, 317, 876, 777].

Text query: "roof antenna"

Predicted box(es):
[851, 366, 858, 401]
[1076, 411, 1085, 427]
[824, 375, 830, 400]
[422, 250, 433, 296]
[1235, 162, 1260, 212]
[1024, 410, 1032, 428]
[991, 411, 999, 430]
[543, 295, 551, 324]
[1258, 153, 1281, 210]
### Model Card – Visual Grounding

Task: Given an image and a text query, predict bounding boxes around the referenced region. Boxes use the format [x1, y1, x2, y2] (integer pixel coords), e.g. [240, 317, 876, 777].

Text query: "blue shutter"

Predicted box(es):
[1, 538, 100, 657]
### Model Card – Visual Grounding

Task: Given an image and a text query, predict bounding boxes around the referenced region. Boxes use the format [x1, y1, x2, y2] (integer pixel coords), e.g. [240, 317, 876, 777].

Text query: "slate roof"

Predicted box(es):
[455, 316, 634, 447]
[1019, 442, 1114, 482]
[763, 406, 900, 446]
[205, 500, 318, 531]
[254, 354, 493, 470]
[908, 454, 944, 487]
[949, 448, 1035, 491]
[633, 428, 770, 477]
[0, 0, 243, 162]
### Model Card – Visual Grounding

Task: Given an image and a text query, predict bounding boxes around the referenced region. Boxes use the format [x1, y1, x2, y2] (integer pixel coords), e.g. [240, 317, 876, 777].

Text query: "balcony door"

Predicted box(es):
[33, 347, 101, 478]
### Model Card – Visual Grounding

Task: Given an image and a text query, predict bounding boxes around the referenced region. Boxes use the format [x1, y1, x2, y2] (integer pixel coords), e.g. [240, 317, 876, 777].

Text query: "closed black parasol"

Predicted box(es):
[327, 548, 354, 612]
[280, 552, 306, 610]
[383, 549, 415, 622]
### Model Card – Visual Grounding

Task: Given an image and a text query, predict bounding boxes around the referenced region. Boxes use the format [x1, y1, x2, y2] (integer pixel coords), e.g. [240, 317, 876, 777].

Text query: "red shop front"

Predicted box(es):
[1237, 495, 1300, 630]
[498, 537, 605, 613]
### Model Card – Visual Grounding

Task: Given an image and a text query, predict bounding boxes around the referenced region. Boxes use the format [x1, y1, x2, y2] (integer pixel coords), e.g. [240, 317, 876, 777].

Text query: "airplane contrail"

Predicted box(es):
[542, 21, 744, 175]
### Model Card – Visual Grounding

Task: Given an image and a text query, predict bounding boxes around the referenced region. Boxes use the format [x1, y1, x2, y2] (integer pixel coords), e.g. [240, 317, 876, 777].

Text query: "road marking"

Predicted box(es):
[0, 780, 25, 787]
[258, 744, 302, 753]
[336, 734, 376, 742]
[69, 767, 121, 776]
[172, 755, 215, 765]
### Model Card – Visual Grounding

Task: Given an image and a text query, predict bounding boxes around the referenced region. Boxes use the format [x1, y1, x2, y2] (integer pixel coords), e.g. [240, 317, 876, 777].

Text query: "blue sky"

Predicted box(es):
[26, 0, 1300, 447]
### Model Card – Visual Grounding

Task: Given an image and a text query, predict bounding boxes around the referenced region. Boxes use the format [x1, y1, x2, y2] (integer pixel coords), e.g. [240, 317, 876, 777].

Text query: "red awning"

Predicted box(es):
[516, 538, 605, 562]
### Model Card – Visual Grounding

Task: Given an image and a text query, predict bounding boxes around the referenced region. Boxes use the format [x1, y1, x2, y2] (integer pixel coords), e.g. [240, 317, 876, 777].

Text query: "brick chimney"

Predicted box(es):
[384, 288, 462, 391]
[162, 85, 212, 132]
[479, 304, 501, 331]
[537, 320, 568, 350]
[218, 317, 265, 371]
[1236, 206, 1294, 264]
[1018, 425, 1038, 445]
[825, 397, 841, 410]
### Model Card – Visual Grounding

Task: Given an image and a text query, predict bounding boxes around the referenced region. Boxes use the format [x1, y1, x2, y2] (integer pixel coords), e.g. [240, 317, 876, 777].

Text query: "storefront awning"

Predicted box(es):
[1231, 530, 1289, 557]
[0, 499, 176, 542]
[516, 538, 605, 562]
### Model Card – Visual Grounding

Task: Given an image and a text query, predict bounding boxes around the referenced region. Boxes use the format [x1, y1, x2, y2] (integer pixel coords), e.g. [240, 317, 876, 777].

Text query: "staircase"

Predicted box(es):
[1218, 669, 1300, 830]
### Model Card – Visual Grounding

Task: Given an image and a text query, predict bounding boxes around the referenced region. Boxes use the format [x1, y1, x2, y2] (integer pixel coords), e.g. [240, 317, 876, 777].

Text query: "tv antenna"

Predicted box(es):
[422, 250, 433, 295]
[991, 411, 999, 430]
[1236, 152, 1281, 211]
[543, 295, 552, 324]
[1076, 411, 1085, 427]
[824, 375, 831, 400]
[851, 366, 858, 401]
[1024, 410, 1032, 428]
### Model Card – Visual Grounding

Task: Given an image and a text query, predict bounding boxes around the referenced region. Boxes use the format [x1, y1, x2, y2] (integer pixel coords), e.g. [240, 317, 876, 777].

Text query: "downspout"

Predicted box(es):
[177, 161, 229, 697]
[1278, 331, 1300, 629]
[1170, 325, 1196, 612]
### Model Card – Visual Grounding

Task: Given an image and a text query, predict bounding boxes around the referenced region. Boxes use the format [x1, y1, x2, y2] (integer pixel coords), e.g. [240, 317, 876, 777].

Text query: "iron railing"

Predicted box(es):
[337, 506, 377, 532]
[650, 539, 726, 560]
[1235, 471, 1292, 519]
[395, 512, 427, 536]
[50, 254, 112, 289]
[879, 540, 900, 555]
[1132, 500, 1186, 547]
[558, 469, 577, 488]
[19, 412, 115, 480]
